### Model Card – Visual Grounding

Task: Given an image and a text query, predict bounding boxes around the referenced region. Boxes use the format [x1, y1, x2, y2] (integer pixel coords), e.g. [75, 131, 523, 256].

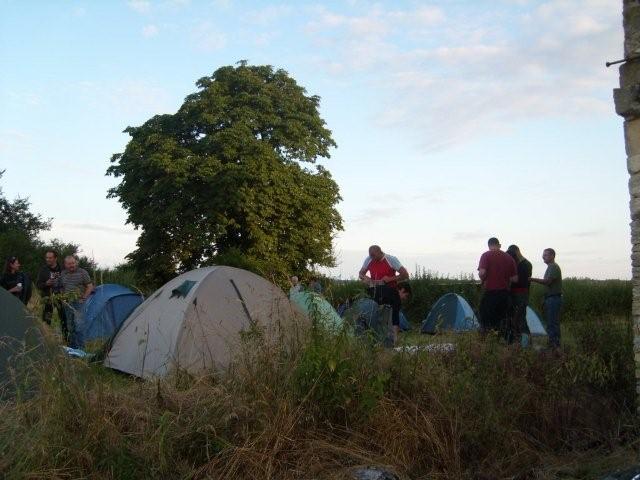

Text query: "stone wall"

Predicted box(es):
[615, 0, 640, 411]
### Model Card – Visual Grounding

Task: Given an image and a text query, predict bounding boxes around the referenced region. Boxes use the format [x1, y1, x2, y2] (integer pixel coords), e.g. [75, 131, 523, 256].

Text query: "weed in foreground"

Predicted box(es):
[0, 317, 637, 479]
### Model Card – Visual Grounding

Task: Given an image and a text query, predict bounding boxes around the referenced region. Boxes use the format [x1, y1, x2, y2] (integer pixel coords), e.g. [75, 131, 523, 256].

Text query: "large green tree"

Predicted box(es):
[107, 63, 342, 286]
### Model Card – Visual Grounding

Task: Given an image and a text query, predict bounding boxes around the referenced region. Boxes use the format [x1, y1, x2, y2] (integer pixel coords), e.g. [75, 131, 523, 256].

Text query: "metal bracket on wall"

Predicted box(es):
[607, 54, 640, 68]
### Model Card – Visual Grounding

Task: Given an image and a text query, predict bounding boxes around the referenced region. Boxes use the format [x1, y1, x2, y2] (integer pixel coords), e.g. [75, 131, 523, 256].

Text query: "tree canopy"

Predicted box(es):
[107, 63, 343, 286]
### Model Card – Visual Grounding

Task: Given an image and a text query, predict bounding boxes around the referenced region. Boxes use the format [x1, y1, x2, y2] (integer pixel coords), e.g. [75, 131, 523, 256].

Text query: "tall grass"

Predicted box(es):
[0, 315, 636, 479]
[324, 271, 632, 323]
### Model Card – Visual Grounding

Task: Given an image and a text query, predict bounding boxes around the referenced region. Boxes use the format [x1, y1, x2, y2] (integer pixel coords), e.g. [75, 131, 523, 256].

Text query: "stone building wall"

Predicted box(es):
[615, 0, 640, 410]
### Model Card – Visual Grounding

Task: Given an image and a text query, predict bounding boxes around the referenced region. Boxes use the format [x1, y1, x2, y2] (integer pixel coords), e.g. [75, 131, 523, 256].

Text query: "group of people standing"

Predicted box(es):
[357, 240, 562, 347]
[478, 237, 562, 347]
[1, 250, 94, 349]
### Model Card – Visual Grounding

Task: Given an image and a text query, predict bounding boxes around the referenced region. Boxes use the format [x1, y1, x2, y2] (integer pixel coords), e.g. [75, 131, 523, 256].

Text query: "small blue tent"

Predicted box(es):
[421, 293, 479, 334]
[81, 284, 143, 343]
[526, 306, 547, 336]
[342, 298, 410, 332]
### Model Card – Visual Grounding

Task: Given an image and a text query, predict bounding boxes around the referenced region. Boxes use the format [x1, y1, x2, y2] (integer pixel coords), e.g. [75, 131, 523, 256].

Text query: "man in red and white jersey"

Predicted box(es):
[358, 245, 410, 343]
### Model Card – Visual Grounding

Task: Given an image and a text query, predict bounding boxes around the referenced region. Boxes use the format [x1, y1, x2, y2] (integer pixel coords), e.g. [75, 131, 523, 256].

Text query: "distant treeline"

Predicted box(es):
[324, 271, 632, 323]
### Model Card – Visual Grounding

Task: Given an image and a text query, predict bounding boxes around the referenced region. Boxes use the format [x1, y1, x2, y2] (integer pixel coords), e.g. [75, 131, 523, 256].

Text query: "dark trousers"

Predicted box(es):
[479, 289, 510, 335]
[43, 299, 69, 343]
[367, 285, 401, 326]
[507, 292, 529, 344]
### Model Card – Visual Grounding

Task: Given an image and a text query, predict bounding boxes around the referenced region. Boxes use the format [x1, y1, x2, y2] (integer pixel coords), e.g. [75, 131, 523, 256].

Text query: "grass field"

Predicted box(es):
[0, 274, 637, 479]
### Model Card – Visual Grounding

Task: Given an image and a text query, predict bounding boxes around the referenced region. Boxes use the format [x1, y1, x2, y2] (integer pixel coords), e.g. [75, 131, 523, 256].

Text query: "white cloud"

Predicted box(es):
[0, 129, 33, 154]
[212, 0, 231, 9]
[304, 2, 622, 150]
[127, 0, 151, 14]
[245, 5, 292, 25]
[57, 222, 137, 235]
[76, 79, 173, 119]
[191, 22, 227, 51]
[142, 24, 159, 37]
[7, 91, 41, 106]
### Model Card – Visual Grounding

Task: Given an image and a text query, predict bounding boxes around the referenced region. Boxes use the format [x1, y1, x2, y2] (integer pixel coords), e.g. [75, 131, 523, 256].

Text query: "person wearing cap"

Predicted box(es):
[506, 245, 532, 345]
[0, 256, 32, 305]
[531, 248, 563, 348]
[477, 237, 518, 337]
[358, 245, 410, 344]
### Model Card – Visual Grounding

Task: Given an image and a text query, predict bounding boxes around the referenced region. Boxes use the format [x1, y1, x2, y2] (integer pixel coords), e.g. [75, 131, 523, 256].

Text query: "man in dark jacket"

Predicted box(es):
[506, 245, 532, 345]
[36, 249, 68, 340]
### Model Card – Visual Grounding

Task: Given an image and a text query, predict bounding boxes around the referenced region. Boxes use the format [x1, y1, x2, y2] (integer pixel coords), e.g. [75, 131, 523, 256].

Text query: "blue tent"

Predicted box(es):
[81, 284, 143, 343]
[421, 293, 479, 334]
[342, 297, 410, 333]
[526, 306, 547, 336]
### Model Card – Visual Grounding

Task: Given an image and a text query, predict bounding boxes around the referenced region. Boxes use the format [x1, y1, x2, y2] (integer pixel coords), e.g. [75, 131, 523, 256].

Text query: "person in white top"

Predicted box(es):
[358, 245, 410, 344]
[289, 275, 302, 297]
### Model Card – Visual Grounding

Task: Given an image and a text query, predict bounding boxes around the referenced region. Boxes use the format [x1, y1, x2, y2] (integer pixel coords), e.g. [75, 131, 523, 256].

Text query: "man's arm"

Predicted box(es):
[381, 266, 409, 284]
[532, 265, 558, 286]
[359, 257, 373, 285]
[79, 270, 94, 301]
[380, 255, 409, 284]
[82, 282, 94, 301]
[477, 253, 488, 281]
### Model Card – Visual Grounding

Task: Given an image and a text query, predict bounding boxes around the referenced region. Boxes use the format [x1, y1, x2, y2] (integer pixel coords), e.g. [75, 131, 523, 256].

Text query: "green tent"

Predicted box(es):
[290, 291, 343, 331]
[0, 288, 42, 398]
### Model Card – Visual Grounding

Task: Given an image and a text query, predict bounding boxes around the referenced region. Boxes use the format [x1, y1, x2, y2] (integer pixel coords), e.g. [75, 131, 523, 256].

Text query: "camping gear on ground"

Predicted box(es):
[289, 291, 343, 331]
[349, 465, 401, 480]
[393, 343, 456, 354]
[62, 346, 94, 359]
[0, 287, 42, 399]
[421, 293, 479, 334]
[601, 465, 640, 479]
[81, 284, 144, 343]
[104, 266, 305, 379]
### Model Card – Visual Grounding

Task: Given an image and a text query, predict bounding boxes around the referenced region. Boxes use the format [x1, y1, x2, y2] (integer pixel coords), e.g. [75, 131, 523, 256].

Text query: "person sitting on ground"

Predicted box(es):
[289, 276, 302, 297]
[477, 237, 518, 338]
[0, 256, 32, 305]
[358, 245, 410, 344]
[60, 256, 94, 349]
[36, 249, 68, 340]
[531, 248, 563, 349]
[506, 245, 532, 346]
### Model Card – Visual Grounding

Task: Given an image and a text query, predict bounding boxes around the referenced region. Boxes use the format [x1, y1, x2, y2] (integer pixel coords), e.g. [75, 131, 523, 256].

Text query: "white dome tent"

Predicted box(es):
[104, 266, 305, 379]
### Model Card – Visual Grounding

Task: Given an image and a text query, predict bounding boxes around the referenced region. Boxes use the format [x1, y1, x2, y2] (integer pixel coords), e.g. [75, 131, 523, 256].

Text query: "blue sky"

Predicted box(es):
[0, 0, 629, 279]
